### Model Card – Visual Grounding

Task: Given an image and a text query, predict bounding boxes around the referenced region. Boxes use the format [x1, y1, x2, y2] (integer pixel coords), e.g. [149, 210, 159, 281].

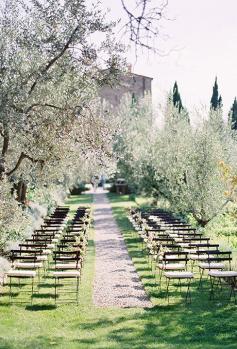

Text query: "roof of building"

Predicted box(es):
[100, 68, 153, 80]
[129, 72, 153, 80]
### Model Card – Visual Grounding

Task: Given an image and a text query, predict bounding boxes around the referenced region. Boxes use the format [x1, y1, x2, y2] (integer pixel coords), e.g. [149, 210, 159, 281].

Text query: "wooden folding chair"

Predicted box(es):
[208, 270, 237, 301]
[52, 251, 82, 304]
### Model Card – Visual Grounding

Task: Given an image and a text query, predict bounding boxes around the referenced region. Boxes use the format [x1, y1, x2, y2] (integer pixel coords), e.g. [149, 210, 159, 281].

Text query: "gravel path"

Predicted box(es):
[93, 189, 152, 308]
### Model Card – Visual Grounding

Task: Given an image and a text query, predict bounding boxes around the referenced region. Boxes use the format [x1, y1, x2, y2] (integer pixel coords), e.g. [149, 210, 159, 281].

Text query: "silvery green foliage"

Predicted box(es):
[116, 96, 237, 226]
[0, 0, 123, 176]
[114, 93, 155, 193]
[158, 103, 237, 225]
[0, 0, 124, 243]
[0, 178, 31, 250]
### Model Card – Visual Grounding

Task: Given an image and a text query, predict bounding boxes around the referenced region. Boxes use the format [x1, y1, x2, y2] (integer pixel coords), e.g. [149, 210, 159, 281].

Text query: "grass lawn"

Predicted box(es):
[107, 193, 237, 349]
[0, 193, 236, 349]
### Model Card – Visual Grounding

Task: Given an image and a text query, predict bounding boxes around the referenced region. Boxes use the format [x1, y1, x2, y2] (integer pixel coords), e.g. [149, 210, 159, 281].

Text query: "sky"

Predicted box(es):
[101, 0, 237, 117]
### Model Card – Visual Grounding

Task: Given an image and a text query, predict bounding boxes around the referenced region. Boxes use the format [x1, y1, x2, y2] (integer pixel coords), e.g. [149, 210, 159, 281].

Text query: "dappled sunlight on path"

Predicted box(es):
[93, 189, 152, 308]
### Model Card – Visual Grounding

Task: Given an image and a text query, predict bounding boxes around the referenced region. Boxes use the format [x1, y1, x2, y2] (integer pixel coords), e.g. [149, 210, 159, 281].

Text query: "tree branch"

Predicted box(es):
[209, 199, 231, 223]
[1, 128, 9, 157]
[12, 102, 82, 116]
[25, 103, 64, 114]
[28, 25, 80, 95]
[121, 0, 169, 52]
[192, 199, 230, 227]
[7, 152, 45, 176]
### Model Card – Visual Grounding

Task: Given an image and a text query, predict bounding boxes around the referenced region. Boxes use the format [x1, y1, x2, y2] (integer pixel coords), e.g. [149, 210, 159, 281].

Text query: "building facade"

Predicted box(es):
[99, 72, 152, 107]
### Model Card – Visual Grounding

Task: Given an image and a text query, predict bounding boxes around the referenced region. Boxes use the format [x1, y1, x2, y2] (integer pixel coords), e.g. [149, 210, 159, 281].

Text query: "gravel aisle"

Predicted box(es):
[93, 189, 152, 308]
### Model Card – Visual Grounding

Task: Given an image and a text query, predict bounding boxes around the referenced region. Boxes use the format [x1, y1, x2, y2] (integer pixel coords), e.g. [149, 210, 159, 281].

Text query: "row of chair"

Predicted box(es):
[6, 206, 70, 303]
[5, 205, 92, 304]
[51, 207, 91, 304]
[129, 208, 237, 303]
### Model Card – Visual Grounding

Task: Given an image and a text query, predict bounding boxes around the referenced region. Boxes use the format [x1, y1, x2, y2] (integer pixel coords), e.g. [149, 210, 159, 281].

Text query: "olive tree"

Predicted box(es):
[0, 0, 124, 244]
[116, 95, 237, 226]
[114, 93, 155, 192]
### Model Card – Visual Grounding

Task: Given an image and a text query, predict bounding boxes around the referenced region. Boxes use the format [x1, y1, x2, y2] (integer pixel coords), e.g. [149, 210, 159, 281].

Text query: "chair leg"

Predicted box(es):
[9, 277, 12, 300]
[31, 278, 34, 305]
[159, 269, 163, 290]
[54, 277, 57, 304]
[44, 261, 47, 276]
[185, 279, 192, 304]
[76, 277, 79, 305]
[38, 269, 41, 283]
[198, 268, 204, 289]
[191, 260, 195, 272]
[229, 285, 234, 303]
[218, 277, 222, 291]
[150, 256, 154, 271]
[166, 278, 170, 304]
[209, 276, 215, 300]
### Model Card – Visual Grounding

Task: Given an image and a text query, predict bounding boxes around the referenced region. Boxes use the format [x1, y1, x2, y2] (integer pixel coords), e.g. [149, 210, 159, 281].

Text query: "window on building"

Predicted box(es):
[132, 93, 137, 105]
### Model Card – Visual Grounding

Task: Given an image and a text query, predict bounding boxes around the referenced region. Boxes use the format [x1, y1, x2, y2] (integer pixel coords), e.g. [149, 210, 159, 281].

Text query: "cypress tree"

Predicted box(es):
[172, 81, 183, 113]
[218, 95, 223, 108]
[210, 77, 222, 110]
[229, 97, 237, 130]
[166, 82, 190, 124]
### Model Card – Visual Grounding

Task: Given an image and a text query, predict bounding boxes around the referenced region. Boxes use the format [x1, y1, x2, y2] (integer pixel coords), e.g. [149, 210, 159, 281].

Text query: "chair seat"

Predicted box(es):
[37, 256, 48, 261]
[179, 243, 190, 247]
[158, 263, 185, 270]
[169, 234, 179, 238]
[52, 271, 81, 278]
[174, 238, 183, 242]
[199, 262, 225, 270]
[164, 271, 194, 279]
[184, 248, 197, 253]
[14, 262, 43, 269]
[7, 270, 36, 278]
[189, 254, 209, 260]
[45, 244, 54, 249]
[42, 249, 52, 255]
[208, 270, 237, 278]
[165, 255, 182, 260]
[54, 263, 81, 270]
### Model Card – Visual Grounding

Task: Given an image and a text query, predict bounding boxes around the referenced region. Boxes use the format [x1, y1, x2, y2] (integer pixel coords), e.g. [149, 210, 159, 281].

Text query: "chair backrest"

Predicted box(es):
[163, 251, 189, 264]
[53, 250, 81, 266]
[27, 237, 53, 243]
[33, 232, 55, 239]
[183, 237, 210, 242]
[10, 249, 39, 262]
[189, 243, 219, 249]
[19, 242, 48, 249]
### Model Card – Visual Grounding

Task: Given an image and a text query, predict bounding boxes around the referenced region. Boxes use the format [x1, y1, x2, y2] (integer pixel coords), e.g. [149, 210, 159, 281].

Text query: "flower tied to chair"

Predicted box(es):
[158, 245, 169, 261]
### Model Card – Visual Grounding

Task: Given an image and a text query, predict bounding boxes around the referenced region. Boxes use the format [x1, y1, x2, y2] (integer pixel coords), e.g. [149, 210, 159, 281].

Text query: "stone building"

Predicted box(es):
[99, 71, 152, 107]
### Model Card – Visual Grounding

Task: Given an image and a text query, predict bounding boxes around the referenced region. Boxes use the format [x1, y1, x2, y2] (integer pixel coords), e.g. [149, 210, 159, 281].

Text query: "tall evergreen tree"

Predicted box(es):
[229, 97, 237, 130]
[210, 77, 222, 110]
[172, 81, 183, 113]
[218, 95, 223, 108]
[165, 83, 190, 124]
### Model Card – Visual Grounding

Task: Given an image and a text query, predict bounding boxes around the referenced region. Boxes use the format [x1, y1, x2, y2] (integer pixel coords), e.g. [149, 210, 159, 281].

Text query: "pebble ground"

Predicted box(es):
[93, 189, 152, 308]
